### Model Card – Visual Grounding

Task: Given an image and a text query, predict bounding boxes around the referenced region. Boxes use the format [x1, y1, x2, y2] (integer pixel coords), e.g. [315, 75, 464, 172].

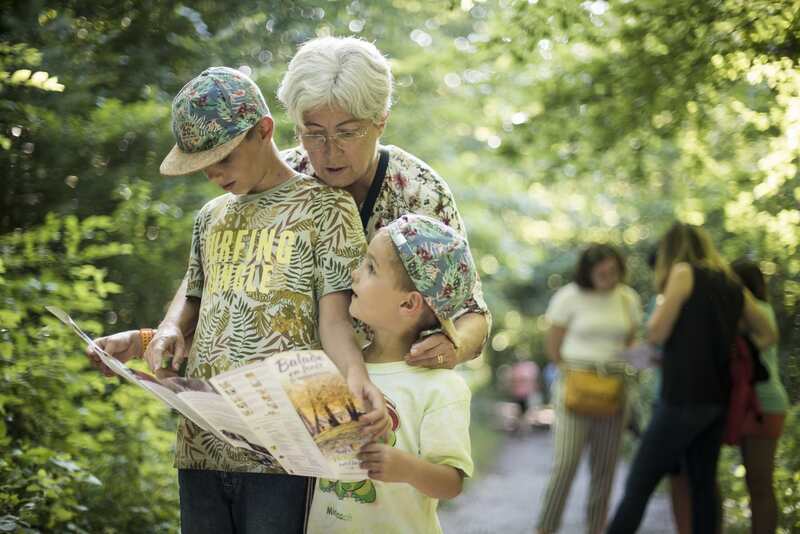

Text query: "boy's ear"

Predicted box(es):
[399, 291, 426, 317]
[256, 116, 275, 142]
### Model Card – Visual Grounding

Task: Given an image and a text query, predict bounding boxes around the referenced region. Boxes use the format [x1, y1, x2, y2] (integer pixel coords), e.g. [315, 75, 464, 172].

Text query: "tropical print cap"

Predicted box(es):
[160, 66, 271, 176]
[386, 214, 477, 347]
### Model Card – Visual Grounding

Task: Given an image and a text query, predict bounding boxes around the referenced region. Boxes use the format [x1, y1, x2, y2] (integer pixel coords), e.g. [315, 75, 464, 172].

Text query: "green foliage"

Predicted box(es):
[0, 214, 178, 532]
[3, 68, 63, 92]
[386, 0, 800, 405]
[1, 0, 798, 530]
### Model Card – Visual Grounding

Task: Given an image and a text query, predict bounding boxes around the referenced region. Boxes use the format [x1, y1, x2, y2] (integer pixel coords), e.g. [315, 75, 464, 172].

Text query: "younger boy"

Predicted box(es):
[307, 214, 477, 533]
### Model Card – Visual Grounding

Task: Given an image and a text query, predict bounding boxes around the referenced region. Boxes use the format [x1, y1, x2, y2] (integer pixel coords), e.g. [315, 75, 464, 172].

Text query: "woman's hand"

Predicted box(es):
[86, 330, 141, 377]
[405, 333, 458, 369]
[620, 342, 662, 370]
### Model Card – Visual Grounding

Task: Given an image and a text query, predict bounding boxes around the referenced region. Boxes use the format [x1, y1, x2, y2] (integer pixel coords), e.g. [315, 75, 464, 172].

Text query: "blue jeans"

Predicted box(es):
[178, 470, 310, 534]
[607, 402, 725, 534]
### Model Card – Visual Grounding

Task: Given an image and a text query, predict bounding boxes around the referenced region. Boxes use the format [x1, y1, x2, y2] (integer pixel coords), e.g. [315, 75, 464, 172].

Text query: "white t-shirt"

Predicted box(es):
[546, 283, 642, 364]
[307, 361, 473, 534]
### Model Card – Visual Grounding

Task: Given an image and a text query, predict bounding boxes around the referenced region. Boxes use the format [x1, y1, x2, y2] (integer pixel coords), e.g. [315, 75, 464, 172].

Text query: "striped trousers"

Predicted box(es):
[536, 382, 627, 534]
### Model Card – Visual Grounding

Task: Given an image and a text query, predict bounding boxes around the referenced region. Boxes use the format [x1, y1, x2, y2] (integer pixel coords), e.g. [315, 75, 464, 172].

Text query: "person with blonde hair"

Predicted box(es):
[277, 36, 491, 369]
[607, 223, 777, 534]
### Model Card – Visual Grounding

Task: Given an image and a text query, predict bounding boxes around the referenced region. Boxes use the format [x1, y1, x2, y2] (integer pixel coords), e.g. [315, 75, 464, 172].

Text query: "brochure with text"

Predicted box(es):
[47, 306, 370, 481]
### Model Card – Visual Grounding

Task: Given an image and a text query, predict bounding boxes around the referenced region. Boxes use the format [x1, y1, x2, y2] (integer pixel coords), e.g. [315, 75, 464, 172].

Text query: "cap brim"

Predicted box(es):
[159, 130, 249, 176]
[439, 317, 461, 349]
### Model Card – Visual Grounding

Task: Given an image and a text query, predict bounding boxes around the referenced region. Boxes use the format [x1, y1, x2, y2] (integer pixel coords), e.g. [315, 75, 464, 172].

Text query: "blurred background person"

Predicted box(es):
[607, 223, 777, 534]
[729, 259, 788, 534]
[510, 359, 540, 421]
[505, 358, 541, 432]
[536, 244, 641, 534]
[622, 245, 692, 534]
[494, 360, 540, 433]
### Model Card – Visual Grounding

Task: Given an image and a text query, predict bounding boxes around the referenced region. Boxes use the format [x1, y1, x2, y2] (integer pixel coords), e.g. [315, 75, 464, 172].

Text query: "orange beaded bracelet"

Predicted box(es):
[139, 328, 156, 356]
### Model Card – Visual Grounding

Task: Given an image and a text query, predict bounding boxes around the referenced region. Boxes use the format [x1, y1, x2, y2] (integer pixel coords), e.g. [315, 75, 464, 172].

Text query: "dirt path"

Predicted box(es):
[440, 429, 675, 534]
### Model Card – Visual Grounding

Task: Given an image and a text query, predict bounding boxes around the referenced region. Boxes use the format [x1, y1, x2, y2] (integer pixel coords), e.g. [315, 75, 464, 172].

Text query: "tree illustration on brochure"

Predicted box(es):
[286, 373, 363, 437]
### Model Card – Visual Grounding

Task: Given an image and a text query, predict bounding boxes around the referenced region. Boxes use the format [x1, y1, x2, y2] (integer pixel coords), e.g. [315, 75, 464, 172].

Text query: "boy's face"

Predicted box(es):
[350, 230, 412, 330]
[202, 125, 269, 195]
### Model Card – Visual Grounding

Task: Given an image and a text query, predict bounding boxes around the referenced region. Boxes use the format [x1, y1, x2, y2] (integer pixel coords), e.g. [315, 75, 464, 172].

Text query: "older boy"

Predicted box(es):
[89, 67, 386, 533]
[307, 214, 477, 533]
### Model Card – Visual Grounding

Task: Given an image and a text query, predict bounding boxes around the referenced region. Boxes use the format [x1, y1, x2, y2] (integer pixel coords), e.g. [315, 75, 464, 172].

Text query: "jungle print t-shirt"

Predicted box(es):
[282, 144, 490, 323]
[176, 174, 366, 473]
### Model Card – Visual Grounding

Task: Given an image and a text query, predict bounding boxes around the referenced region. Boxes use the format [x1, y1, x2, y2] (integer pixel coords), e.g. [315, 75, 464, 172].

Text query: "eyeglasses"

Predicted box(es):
[298, 127, 369, 150]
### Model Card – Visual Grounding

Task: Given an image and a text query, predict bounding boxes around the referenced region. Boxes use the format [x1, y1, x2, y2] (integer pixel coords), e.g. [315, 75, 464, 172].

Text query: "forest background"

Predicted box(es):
[1, 0, 798, 531]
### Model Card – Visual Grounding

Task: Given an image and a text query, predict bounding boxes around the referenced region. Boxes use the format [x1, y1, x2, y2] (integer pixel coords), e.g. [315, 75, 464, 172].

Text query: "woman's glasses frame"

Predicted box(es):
[297, 126, 370, 150]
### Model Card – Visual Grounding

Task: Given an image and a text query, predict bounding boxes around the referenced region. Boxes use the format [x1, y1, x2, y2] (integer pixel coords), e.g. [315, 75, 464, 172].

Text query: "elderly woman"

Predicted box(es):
[277, 36, 491, 368]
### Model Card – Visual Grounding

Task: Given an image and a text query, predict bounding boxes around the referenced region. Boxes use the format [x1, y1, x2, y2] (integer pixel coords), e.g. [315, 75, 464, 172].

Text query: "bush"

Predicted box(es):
[0, 213, 179, 533]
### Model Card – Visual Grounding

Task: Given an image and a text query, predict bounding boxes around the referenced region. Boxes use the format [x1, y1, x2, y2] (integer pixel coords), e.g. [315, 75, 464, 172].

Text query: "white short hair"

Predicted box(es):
[277, 36, 393, 128]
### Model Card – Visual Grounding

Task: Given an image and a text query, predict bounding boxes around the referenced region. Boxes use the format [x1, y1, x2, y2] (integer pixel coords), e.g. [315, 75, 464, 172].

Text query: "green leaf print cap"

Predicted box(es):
[160, 66, 271, 176]
[386, 214, 477, 348]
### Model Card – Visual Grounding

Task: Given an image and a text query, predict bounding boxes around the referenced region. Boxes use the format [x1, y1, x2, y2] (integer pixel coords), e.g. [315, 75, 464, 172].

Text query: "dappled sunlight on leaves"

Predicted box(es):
[1, 0, 799, 530]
